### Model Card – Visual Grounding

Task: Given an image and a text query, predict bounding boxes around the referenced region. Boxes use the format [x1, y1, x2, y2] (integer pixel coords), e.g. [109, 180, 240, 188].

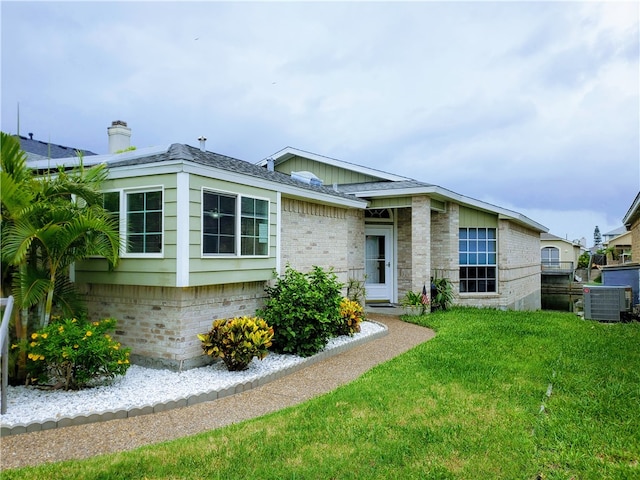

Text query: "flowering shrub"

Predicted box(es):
[198, 316, 274, 371]
[24, 317, 131, 390]
[334, 298, 364, 336]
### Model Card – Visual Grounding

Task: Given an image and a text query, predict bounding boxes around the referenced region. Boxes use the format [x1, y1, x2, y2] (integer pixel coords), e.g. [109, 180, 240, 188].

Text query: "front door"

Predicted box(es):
[365, 226, 394, 302]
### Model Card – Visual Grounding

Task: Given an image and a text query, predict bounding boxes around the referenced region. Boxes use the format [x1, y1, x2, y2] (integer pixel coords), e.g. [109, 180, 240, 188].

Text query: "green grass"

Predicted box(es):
[6, 308, 640, 479]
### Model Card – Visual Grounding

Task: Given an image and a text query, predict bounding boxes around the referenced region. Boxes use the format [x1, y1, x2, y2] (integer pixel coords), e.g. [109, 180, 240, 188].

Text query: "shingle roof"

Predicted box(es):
[16, 135, 97, 161]
[337, 179, 434, 193]
[96, 144, 367, 205]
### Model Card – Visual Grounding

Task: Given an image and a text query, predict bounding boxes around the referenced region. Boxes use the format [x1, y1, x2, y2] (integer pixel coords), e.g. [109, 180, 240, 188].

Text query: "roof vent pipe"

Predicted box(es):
[266, 158, 275, 172]
[197, 136, 207, 152]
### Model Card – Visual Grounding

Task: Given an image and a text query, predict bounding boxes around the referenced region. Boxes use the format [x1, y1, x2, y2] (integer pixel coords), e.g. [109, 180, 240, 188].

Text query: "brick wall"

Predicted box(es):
[430, 203, 459, 287]
[280, 197, 361, 285]
[78, 281, 266, 370]
[397, 207, 412, 297]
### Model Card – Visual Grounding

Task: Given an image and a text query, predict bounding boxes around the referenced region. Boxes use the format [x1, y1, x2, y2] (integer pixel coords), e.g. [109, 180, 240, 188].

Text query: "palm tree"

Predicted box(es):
[1, 132, 120, 368]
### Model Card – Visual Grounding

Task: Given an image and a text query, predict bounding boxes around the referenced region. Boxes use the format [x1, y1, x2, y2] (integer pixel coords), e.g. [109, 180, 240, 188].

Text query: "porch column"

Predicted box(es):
[411, 195, 431, 294]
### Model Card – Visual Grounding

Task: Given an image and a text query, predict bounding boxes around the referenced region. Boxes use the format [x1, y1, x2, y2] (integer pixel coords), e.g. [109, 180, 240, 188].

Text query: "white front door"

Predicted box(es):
[365, 226, 394, 302]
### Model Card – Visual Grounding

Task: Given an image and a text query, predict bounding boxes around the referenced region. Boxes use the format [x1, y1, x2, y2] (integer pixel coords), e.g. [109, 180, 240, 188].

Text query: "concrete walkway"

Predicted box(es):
[0, 312, 434, 470]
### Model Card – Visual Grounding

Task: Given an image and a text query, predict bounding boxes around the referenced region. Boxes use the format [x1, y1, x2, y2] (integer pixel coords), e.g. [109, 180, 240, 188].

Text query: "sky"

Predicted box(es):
[1, 1, 638, 246]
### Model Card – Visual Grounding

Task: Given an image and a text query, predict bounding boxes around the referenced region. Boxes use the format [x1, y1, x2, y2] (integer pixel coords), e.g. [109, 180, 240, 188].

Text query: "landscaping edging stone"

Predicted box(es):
[1, 321, 388, 436]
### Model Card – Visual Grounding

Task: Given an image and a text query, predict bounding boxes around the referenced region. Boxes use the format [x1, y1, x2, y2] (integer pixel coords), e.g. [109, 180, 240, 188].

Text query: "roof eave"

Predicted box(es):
[350, 184, 547, 232]
[623, 192, 640, 228]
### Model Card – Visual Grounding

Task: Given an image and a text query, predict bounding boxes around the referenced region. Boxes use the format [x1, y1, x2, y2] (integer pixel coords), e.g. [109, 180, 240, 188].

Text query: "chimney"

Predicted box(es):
[108, 120, 131, 153]
[266, 158, 275, 172]
[197, 136, 207, 152]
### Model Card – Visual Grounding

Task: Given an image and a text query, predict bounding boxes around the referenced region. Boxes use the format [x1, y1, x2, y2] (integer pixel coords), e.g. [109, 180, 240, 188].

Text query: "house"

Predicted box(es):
[603, 230, 633, 265]
[622, 192, 640, 263]
[602, 226, 627, 245]
[540, 232, 583, 274]
[26, 122, 548, 370]
[262, 147, 546, 306]
[15, 133, 97, 162]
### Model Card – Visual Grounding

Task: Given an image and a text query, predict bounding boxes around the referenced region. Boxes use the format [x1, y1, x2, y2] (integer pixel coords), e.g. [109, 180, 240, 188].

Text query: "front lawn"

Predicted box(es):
[5, 308, 639, 479]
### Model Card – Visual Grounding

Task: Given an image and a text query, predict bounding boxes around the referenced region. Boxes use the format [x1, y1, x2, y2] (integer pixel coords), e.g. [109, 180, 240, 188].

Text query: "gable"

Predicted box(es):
[459, 206, 498, 228]
[273, 154, 381, 185]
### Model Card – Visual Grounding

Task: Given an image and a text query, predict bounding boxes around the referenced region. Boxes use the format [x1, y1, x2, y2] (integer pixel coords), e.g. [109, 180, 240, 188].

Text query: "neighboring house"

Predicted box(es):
[604, 230, 633, 264]
[26, 123, 548, 370]
[540, 232, 582, 273]
[623, 192, 640, 262]
[602, 226, 627, 245]
[15, 133, 97, 162]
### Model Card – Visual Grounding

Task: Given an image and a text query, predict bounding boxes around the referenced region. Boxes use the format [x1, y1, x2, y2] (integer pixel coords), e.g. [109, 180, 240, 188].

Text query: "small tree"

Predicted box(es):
[1, 132, 120, 381]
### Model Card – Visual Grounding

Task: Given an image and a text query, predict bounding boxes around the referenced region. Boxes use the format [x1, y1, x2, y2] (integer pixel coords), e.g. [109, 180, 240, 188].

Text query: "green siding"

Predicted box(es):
[76, 173, 178, 287]
[459, 206, 498, 227]
[431, 198, 446, 212]
[369, 197, 412, 208]
[188, 174, 278, 286]
[275, 156, 379, 185]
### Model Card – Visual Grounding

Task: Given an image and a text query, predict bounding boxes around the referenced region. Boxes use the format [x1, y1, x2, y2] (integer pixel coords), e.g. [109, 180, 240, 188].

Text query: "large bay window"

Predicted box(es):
[459, 227, 497, 293]
[202, 190, 269, 256]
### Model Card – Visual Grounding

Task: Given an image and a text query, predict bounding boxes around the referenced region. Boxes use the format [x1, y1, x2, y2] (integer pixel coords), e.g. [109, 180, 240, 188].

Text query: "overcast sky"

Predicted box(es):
[2, 1, 638, 245]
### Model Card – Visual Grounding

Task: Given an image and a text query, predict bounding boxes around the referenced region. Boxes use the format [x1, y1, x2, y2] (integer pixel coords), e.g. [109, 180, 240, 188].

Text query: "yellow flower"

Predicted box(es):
[58, 326, 64, 333]
[62, 352, 68, 358]
[117, 359, 123, 364]
[74, 344, 79, 349]
[10, 344, 18, 350]
[72, 318, 77, 323]
[93, 321, 100, 326]
[85, 330, 93, 337]
[31, 333, 38, 340]
[38, 355, 45, 361]
[27, 353, 34, 360]
[30, 341, 37, 347]
[41, 333, 48, 339]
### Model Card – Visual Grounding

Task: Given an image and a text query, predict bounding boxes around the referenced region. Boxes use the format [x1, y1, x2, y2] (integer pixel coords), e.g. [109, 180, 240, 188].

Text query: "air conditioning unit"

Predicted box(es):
[583, 285, 632, 322]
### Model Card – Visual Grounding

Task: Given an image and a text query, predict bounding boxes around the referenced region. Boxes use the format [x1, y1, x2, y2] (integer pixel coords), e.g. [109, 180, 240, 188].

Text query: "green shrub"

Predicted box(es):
[23, 317, 131, 390]
[258, 265, 343, 357]
[198, 316, 274, 371]
[431, 276, 454, 311]
[334, 298, 364, 336]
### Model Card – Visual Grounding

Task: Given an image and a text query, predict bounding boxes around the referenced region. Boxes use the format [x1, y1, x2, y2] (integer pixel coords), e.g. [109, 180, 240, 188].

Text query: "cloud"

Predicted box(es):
[1, 1, 637, 241]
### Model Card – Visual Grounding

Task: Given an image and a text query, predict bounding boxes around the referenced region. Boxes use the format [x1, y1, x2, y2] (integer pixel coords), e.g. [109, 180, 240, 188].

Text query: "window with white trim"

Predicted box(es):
[202, 190, 269, 256]
[101, 188, 163, 255]
[459, 227, 497, 293]
[541, 246, 560, 265]
[126, 190, 163, 254]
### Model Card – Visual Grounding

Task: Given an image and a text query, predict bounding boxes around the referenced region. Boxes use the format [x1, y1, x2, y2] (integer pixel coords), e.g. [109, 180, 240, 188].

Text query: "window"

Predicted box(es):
[202, 190, 269, 256]
[203, 192, 236, 254]
[240, 197, 269, 256]
[541, 246, 559, 266]
[459, 227, 497, 293]
[100, 188, 163, 256]
[102, 191, 120, 225]
[126, 190, 163, 254]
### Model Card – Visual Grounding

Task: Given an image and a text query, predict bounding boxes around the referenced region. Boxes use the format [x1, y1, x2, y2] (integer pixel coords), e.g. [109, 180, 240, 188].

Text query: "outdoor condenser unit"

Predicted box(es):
[583, 285, 632, 322]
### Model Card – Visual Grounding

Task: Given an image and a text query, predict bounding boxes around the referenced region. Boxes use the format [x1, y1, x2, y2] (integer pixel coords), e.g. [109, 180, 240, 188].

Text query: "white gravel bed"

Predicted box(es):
[0, 321, 384, 427]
